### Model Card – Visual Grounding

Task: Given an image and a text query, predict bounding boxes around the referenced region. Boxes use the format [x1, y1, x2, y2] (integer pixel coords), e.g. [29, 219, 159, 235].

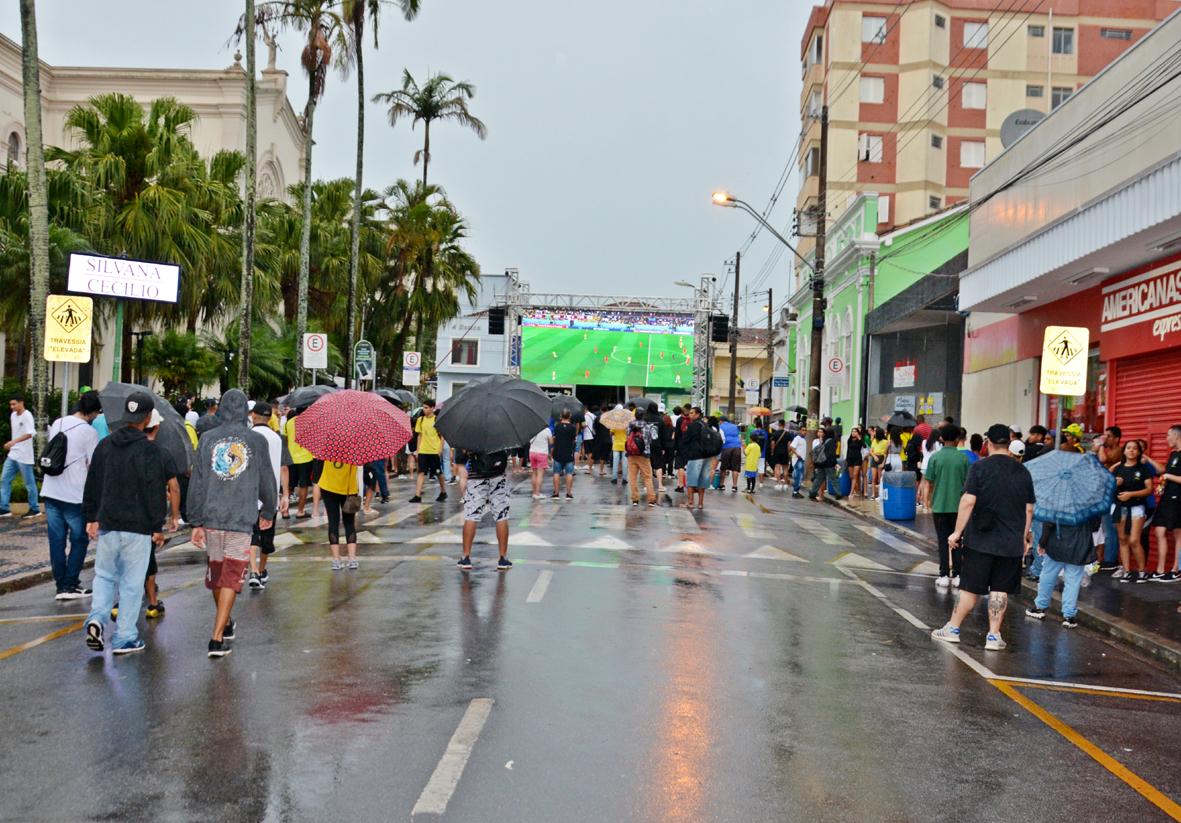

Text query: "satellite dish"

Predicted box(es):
[1000, 109, 1046, 148]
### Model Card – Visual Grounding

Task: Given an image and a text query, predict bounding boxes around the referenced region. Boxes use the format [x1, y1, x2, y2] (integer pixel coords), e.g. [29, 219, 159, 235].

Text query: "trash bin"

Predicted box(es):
[838, 468, 852, 498]
[881, 471, 917, 521]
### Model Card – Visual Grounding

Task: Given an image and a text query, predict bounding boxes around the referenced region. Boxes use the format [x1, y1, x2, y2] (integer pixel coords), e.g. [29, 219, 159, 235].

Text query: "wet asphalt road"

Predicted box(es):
[2, 472, 1181, 822]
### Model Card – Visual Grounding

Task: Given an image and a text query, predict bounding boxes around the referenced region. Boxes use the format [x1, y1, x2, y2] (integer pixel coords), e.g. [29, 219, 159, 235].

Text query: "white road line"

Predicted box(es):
[852, 523, 925, 555]
[794, 518, 853, 546]
[526, 570, 554, 603]
[412, 698, 495, 817]
[989, 676, 1181, 700]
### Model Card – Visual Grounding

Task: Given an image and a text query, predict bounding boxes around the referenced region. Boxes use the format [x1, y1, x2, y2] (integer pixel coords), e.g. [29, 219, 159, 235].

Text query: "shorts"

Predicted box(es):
[310, 459, 324, 485]
[529, 452, 549, 470]
[418, 453, 442, 478]
[582, 438, 595, 454]
[719, 447, 742, 472]
[145, 546, 157, 579]
[251, 521, 276, 555]
[292, 461, 314, 489]
[1155, 497, 1181, 530]
[674, 453, 687, 470]
[463, 475, 510, 522]
[958, 547, 1022, 596]
[204, 528, 252, 593]
[553, 460, 575, 476]
[685, 458, 710, 489]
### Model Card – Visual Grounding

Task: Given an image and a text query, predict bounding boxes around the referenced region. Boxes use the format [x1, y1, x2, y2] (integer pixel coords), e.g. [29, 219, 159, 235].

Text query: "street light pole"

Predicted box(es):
[809, 105, 829, 436]
[727, 252, 740, 418]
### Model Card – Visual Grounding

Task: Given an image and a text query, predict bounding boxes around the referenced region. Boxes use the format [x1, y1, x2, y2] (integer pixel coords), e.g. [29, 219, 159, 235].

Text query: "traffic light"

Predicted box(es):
[488, 306, 506, 335]
[710, 314, 729, 343]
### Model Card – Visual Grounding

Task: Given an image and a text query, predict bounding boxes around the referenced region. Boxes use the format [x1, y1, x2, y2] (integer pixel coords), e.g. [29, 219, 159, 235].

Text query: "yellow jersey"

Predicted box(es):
[286, 417, 314, 464]
[318, 461, 359, 496]
[415, 415, 442, 455]
[611, 429, 627, 452]
[744, 442, 761, 472]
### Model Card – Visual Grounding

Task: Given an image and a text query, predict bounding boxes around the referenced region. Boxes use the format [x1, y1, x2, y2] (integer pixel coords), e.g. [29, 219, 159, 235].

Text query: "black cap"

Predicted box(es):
[986, 423, 1011, 445]
[124, 391, 155, 424]
[252, 401, 273, 419]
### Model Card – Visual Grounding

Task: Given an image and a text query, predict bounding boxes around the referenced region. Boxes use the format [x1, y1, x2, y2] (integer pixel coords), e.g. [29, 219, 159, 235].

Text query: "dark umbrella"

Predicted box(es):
[628, 395, 659, 410]
[436, 375, 550, 453]
[286, 384, 337, 412]
[886, 410, 917, 428]
[375, 387, 417, 409]
[98, 382, 193, 473]
[550, 394, 585, 423]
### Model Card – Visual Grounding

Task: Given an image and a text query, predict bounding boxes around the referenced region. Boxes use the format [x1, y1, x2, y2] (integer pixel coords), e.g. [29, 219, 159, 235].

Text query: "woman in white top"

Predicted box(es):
[528, 426, 552, 499]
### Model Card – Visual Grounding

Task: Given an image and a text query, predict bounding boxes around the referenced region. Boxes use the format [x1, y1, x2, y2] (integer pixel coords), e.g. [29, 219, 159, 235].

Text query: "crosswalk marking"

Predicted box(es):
[272, 532, 301, 549]
[794, 518, 853, 546]
[909, 560, 941, 575]
[735, 513, 774, 539]
[832, 552, 891, 571]
[744, 545, 809, 563]
[852, 524, 924, 555]
[658, 539, 708, 554]
[579, 536, 634, 550]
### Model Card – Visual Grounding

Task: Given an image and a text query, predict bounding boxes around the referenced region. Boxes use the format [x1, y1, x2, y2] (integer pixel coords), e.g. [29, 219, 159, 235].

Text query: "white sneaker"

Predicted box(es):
[935, 575, 951, 588]
[1112, 566, 1128, 579]
[951, 576, 960, 588]
[1085, 561, 1100, 576]
[931, 624, 960, 643]
[984, 633, 1007, 651]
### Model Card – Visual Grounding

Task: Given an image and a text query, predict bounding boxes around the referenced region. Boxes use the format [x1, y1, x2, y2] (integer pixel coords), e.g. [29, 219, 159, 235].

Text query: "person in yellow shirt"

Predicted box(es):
[285, 412, 319, 518]
[317, 459, 361, 570]
[410, 400, 447, 503]
[869, 427, 890, 499]
[743, 438, 761, 493]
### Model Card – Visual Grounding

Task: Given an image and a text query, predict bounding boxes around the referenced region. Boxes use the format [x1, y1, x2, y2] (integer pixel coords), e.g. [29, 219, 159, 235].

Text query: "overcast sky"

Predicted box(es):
[2, 1, 804, 324]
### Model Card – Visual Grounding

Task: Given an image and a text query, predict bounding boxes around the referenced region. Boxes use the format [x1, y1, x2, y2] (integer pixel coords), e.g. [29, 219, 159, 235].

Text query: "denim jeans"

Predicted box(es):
[0, 457, 38, 513]
[367, 460, 389, 498]
[810, 466, 834, 496]
[1102, 510, 1119, 564]
[1034, 555, 1086, 619]
[792, 458, 804, 492]
[1028, 519, 1045, 578]
[86, 530, 152, 646]
[612, 451, 628, 480]
[46, 498, 88, 591]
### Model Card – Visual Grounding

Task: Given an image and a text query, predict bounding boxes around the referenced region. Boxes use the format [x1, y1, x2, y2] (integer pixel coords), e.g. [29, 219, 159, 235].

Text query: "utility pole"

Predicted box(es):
[808, 107, 828, 431]
[726, 251, 741, 418]
[766, 287, 773, 409]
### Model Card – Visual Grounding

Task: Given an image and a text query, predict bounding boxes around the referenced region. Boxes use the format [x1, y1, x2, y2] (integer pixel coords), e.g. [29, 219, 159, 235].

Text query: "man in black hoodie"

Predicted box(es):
[82, 391, 167, 656]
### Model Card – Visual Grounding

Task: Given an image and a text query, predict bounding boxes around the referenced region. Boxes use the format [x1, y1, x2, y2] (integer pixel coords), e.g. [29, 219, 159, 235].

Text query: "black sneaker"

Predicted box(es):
[57, 586, 92, 600]
[566, 494, 574, 501]
[1098, 562, 1120, 571]
[632, 501, 638, 507]
[792, 491, 804, 499]
[1062, 616, 1079, 628]
[622, 479, 628, 485]
[457, 556, 473, 571]
[409, 495, 422, 503]
[1135, 572, 1150, 584]
[1149, 572, 1168, 582]
[647, 501, 656, 508]
[207, 639, 232, 658]
[20, 510, 41, 519]
[1025, 606, 1046, 619]
[259, 569, 269, 586]
[674, 486, 684, 493]
[85, 620, 104, 651]
[1120, 572, 1137, 583]
[611, 479, 617, 485]
[1166, 571, 1181, 583]
[381, 496, 390, 504]
[145, 600, 165, 619]
[551, 493, 560, 499]
[222, 619, 236, 640]
[248, 572, 263, 589]
[436, 492, 448, 502]
[496, 557, 513, 572]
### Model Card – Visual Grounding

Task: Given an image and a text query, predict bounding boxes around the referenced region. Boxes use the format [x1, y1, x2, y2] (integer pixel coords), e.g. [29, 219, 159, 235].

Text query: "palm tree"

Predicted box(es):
[19, 0, 50, 444]
[341, 0, 421, 388]
[373, 70, 487, 186]
[248, 1, 347, 384]
[238, 0, 258, 391]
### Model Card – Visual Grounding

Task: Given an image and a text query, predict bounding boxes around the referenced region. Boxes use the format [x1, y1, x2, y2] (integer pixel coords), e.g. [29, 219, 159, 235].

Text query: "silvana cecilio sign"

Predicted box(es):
[68, 252, 180, 304]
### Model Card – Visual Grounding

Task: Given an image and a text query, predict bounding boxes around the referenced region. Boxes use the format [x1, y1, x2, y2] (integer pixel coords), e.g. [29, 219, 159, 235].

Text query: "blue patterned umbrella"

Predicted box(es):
[1025, 450, 1115, 525]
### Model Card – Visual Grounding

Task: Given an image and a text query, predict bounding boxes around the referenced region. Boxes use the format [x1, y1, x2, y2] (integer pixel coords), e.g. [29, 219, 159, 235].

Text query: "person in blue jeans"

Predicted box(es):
[1, 394, 39, 517]
[81, 391, 167, 656]
[43, 392, 102, 598]
[1026, 517, 1100, 628]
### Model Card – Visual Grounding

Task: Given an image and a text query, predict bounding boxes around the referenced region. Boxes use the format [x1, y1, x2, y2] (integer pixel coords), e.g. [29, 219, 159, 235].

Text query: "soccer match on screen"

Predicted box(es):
[519, 309, 695, 388]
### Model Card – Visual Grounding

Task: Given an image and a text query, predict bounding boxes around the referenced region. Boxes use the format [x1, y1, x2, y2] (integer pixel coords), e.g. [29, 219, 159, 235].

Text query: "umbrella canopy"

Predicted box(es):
[98, 382, 193, 473]
[294, 390, 412, 464]
[886, 410, 917, 428]
[435, 375, 550, 453]
[628, 395, 660, 410]
[600, 407, 634, 431]
[375, 387, 417, 409]
[1026, 450, 1115, 526]
[749, 406, 772, 416]
[286, 384, 337, 413]
[550, 394, 585, 423]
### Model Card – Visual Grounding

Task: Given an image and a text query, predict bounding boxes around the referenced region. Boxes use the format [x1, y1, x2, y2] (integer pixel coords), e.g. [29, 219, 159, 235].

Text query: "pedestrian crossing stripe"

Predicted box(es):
[354, 531, 384, 544]
[579, 536, 634, 550]
[272, 532, 301, 548]
[794, 518, 853, 546]
[744, 545, 809, 563]
[410, 530, 471, 544]
[658, 540, 707, 554]
[512, 531, 552, 546]
[852, 524, 924, 556]
[832, 552, 891, 571]
[909, 560, 941, 576]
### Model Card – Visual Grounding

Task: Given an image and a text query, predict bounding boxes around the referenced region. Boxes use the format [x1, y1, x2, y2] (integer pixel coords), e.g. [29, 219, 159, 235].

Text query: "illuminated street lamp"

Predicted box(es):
[710, 191, 813, 273]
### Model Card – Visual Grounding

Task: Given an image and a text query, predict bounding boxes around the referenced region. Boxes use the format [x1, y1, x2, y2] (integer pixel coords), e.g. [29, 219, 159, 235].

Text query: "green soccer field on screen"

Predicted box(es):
[520, 327, 693, 388]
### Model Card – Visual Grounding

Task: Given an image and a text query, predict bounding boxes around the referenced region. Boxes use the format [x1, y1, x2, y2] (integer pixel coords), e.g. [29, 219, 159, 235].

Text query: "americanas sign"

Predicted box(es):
[68, 252, 180, 304]
[1100, 255, 1181, 359]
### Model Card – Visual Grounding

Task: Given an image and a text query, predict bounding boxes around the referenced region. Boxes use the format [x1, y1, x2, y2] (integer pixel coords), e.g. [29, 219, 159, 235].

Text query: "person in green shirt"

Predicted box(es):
[922, 424, 969, 589]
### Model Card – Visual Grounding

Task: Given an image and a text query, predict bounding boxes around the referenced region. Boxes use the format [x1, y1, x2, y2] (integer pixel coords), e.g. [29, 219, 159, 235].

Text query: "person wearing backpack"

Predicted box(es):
[43, 391, 102, 599]
[808, 426, 840, 503]
[626, 403, 661, 507]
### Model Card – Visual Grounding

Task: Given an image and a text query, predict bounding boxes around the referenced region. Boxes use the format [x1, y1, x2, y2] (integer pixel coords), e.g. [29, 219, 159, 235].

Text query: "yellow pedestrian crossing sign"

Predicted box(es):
[44, 294, 93, 362]
[1039, 325, 1088, 396]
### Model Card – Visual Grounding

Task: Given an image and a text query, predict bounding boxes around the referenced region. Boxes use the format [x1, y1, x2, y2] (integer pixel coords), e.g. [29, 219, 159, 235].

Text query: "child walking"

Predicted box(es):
[743, 437, 761, 493]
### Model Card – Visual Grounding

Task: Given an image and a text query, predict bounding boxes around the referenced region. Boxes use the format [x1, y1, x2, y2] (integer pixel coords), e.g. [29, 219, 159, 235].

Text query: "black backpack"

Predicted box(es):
[39, 421, 84, 477]
[701, 426, 723, 458]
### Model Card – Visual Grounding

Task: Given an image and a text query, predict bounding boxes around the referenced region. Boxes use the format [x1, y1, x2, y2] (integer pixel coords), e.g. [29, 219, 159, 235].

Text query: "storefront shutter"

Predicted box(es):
[1111, 349, 1181, 460]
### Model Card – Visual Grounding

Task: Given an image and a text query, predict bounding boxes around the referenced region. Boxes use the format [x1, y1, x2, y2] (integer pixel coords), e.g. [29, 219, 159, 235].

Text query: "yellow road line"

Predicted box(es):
[991, 680, 1181, 820]
[0, 613, 88, 625]
[1012, 681, 1181, 704]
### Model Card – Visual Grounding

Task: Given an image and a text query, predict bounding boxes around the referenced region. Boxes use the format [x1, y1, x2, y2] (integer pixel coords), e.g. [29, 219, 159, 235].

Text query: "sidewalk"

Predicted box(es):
[831, 494, 1181, 672]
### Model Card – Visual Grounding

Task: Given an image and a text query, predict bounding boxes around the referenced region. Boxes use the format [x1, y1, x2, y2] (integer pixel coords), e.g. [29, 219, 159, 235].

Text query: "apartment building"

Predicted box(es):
[796, 0, 1176, 260]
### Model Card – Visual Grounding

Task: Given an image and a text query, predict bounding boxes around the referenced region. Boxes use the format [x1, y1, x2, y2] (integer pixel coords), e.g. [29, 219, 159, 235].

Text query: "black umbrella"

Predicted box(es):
[627, 395, 660, 410]
[375, 387, 417, 409]
[436, 375, 550, 453]
[887, 410, 917, 428]
[286, 384, 337, 412]
[98, 382, 193, 473]
[550, 394, 585, 423]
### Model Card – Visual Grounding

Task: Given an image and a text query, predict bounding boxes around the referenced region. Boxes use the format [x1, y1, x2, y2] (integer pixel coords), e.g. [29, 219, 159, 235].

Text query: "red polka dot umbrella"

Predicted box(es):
[294, 389, 412, 464]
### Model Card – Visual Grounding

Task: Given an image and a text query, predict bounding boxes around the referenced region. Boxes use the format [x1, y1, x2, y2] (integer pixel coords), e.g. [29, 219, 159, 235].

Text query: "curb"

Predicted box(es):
[825, 497, 1181, 673]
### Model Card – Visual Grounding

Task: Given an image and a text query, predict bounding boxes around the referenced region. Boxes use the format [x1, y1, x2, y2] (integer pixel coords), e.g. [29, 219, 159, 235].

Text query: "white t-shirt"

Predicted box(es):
[253, 424, 282, 510]
[40, 415, 99, 504]
[790, 434, 807, 461]
[583, 411, 596, 440]
[529, 428, 553, 454]
[9, 410, 35, 464]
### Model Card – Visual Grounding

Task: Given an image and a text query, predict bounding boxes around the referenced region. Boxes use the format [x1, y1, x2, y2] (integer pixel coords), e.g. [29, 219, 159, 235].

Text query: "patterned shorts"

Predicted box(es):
[463, 476, 511, 523]
[204, 528, 252, 593]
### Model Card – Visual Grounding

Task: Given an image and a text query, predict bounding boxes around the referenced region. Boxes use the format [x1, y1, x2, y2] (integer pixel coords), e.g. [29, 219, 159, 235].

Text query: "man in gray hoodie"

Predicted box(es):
[186, 390, 277, 658]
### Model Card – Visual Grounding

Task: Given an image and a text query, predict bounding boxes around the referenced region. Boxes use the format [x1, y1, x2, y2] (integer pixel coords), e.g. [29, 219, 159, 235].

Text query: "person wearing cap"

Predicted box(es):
[139, 408, 182, 621]
[43, 390, 102, 600]
[1060, 423, 1085, 453]
[1023, 425, 1049, 462]
[1008, 439, 1026, 460]
[922, 425, 970, 589]
[81, 391, 168, 656]
[932, 423, 1036, 651]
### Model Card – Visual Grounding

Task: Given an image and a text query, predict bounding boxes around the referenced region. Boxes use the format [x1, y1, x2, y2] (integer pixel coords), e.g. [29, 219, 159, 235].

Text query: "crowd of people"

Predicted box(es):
[522, 309, 692, 332]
